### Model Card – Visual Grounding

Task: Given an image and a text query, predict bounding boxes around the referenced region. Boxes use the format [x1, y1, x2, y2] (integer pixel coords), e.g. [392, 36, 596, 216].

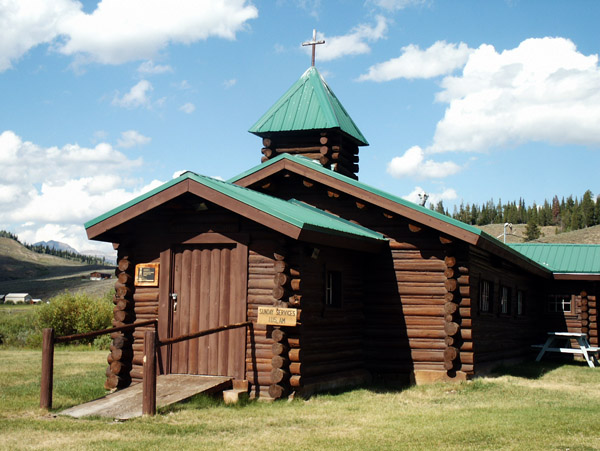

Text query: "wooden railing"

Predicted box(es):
[40, 320, 252, 416]
[141, 320, 251, 415]
[40, 320, 158, 410]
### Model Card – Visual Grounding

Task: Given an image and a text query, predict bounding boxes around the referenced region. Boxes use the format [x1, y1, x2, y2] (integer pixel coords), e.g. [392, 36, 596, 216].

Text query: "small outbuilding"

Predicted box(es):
[5, 293, 33, 304]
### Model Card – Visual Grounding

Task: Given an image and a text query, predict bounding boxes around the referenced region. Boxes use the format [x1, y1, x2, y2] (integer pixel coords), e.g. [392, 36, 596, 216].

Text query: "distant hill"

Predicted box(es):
[477, 223, 600, 244]
[0, 237, 82, 281]
[33, 240, 79, 254]
[0, 237, 115, 299]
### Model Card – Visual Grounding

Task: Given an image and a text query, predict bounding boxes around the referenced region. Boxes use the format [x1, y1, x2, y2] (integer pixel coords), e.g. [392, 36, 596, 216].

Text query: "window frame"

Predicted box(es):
[325, 269, 343, 308]
[547, 294, 573, 314]
[500, 285, 511, 315]
[517, 290, 525, 316]
[479, 280, 492, 313]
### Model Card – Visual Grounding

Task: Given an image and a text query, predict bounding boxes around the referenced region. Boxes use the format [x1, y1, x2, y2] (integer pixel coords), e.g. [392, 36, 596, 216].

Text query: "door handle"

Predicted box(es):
[170, 293, 178, 312]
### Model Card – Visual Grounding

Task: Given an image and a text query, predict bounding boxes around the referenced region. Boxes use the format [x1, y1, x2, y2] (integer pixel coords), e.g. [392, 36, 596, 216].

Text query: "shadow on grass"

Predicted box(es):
[489, 359, 590, 380]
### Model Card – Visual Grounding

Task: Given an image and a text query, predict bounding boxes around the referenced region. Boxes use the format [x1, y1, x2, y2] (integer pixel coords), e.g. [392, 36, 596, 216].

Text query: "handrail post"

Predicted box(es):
[143, 329, 157, 416]
[40, 328, 55, 409]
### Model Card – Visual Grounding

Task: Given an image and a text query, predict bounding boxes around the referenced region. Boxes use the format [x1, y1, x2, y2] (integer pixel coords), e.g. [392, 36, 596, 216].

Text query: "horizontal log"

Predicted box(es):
[457, 275, 470, 285]
[110, 360, 131, 375]
[444, 322, 460, 336]
[114, 299, 132, 311]
[268, 384, 288, 399]
[245, 372, 273, 386]
[247, 362, 273, 373]
[444, 346, 459, 361]
[444, 302, 459, 315]
[135, 306, 158, 315]
[116, 286, 133, 298]
[393, 260, 447, 271]
[272, 342, 289, 356]
[289, 360, 362, 378]
[133, 291, 159, 302]
[248, 279, 274, 290]
[272, 355, 290, 369]
[444, 279, 458, 292]
[271, 368, 290, 384]
[289, 348, 362, 363]
[444, 256, 457, 268]
[117, 272, 133, 285]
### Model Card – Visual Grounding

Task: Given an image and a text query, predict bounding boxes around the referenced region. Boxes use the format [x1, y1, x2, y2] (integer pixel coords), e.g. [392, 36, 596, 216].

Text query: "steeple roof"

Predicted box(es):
[249, 66, 368, 146]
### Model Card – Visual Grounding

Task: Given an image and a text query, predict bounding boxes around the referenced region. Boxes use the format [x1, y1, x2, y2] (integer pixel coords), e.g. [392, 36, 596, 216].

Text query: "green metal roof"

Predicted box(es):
[248, 66, 369, 146]
[85, 171, 386, 243]
[229, 153, 488, 239]
[228, 154, 557, 276]
[507, 243, 600, 274]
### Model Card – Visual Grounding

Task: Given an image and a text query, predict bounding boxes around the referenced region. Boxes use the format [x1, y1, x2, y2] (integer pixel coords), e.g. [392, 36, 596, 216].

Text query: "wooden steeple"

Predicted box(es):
[249, 63, 368, 180]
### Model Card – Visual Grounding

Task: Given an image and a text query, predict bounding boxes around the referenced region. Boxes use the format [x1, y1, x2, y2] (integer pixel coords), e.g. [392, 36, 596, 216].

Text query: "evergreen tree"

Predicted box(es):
[524, 218, 541, 241]
[581, 190, 595, 227]
[551, 195, 560, 225]
[435, 200, 446, 215]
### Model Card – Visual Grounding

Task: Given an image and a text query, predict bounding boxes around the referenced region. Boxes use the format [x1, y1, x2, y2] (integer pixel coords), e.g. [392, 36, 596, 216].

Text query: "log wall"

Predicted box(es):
[290, 245, 369, 396]
[253, 172, 470, 382]
[468, 245, 546, 370]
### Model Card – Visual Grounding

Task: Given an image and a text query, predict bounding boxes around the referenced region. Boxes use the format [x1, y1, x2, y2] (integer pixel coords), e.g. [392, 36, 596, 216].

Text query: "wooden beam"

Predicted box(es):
[408, 223, 422, 233]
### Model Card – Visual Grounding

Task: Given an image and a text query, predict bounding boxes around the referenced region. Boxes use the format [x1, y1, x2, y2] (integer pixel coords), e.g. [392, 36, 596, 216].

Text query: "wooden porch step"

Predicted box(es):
[60, 374, 232, 420]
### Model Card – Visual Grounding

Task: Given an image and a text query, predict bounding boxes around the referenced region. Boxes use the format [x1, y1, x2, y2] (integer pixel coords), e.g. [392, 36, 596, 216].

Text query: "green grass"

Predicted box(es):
[1, 350, 599, 450]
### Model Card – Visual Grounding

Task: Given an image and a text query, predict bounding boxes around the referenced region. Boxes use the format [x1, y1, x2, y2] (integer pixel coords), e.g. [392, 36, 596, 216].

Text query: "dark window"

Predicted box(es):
[548, 295, 572, 313]
[325, 270, 342, 307]
[500, 286, 511, 315]
[517, 290, 525, 316]
[480, 280, 492, 313]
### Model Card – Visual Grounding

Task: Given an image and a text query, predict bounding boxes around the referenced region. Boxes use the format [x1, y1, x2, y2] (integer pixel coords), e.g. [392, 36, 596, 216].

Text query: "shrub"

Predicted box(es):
[0, 308, 39, 347]
[36, 291, 113, 344]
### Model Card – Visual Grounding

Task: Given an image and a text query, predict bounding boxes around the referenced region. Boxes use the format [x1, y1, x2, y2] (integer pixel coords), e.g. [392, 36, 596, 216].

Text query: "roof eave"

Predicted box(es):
[553, 273, 600, 281]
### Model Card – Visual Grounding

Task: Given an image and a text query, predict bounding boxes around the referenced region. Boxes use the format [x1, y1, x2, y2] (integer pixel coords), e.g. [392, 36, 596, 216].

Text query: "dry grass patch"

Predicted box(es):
[1, 350, 599, 450]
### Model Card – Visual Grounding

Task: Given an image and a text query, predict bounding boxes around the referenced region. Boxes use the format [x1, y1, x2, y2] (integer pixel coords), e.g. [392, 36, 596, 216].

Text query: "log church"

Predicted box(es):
[86, 62, 599, 400]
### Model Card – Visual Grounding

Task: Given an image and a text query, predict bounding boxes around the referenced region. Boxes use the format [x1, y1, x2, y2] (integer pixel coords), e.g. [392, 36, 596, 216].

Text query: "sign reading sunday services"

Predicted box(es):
[257, 306, 298, 326]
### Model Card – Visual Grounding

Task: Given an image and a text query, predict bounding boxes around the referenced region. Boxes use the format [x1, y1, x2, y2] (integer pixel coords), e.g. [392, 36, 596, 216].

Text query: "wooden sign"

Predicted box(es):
[257, 306, 297, 326]
[135, 263, 160, 287]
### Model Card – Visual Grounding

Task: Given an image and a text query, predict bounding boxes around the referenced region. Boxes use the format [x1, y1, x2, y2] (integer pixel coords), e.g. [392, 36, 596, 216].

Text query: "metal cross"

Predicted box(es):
[302, 29, 325, 67]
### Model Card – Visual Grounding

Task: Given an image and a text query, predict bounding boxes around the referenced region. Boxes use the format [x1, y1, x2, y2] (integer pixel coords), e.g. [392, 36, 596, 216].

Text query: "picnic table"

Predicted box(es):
[534, 332, 600, 368]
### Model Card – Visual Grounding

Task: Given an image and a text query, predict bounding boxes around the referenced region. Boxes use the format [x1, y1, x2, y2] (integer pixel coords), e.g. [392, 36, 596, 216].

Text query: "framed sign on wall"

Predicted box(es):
[134, 263, 160, 287]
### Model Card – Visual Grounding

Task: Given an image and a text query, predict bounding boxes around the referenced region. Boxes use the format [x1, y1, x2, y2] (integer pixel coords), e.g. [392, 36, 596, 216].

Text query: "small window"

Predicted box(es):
[500, 286, 511, 315]
[480, 280, 492, 313]
[517, 290, 525, 316]
[325, 270, 342, 307]
[548, 295, 572, 313]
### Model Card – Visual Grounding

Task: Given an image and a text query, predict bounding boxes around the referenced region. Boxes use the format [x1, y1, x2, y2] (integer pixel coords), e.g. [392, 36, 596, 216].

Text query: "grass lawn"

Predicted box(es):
[1, 349, 599, 450]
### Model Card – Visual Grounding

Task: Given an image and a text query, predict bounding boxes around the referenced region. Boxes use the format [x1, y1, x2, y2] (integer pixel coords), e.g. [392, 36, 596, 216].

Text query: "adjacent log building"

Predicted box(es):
[85, 66, 600, 399]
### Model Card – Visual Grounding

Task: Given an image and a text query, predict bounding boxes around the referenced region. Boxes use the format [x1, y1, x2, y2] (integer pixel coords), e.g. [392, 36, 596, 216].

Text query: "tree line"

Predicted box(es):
[0, 230, 109, 266]
[432, 190, 600, 233]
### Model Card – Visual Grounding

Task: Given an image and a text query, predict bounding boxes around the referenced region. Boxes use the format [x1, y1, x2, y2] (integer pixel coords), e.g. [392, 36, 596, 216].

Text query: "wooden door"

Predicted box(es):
[169, 243, 246, 379]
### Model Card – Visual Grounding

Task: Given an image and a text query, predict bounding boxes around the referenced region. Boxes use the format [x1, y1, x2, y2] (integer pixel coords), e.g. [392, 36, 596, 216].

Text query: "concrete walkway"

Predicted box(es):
[60, 374, 232, 420]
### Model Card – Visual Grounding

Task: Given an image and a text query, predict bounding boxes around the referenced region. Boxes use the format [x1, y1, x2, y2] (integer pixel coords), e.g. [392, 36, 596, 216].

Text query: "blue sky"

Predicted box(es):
[1, 0, 599, 255]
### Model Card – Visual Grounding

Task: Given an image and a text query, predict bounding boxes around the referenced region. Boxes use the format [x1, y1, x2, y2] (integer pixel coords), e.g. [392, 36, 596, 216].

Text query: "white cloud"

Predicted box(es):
[0, 130, 157, 253]
[311, 16, 388, 62]
[112, 80, 153, 109]
[370, 0, 428, 11]
[179, 102, 196, 114]
[0, 0, 80, 71]
[117, 130, 151, 148]
[137, 60, 173, 74]
[174, 80, 192, 90]
[223, 78, 237, 88]
[403, 186, 458, 207]
[0, 0, 258, 71]
[358, 41, 473, 81]
[429, 37, 600, 152]
[387, 146, 461, 179]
